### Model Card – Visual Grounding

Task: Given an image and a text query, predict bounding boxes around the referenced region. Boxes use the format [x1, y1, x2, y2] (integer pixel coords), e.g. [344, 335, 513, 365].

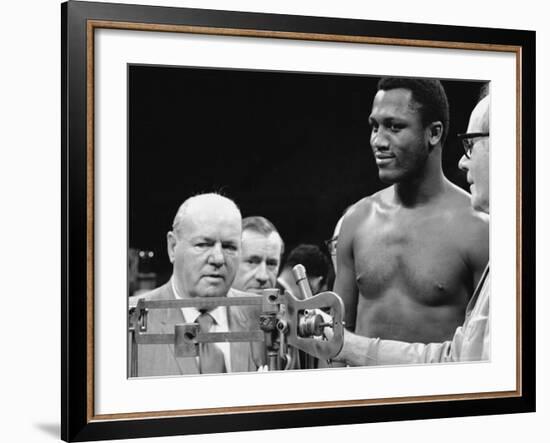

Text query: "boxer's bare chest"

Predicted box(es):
[353, 205, 470, 307]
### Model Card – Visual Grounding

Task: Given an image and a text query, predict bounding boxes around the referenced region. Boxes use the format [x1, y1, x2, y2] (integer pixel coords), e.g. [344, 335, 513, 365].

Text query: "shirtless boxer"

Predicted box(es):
[334, 77, 489, 343]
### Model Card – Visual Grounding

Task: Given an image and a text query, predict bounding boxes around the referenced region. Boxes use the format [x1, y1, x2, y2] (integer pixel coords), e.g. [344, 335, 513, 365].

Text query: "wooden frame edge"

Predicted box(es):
[89, 19, 522, 53]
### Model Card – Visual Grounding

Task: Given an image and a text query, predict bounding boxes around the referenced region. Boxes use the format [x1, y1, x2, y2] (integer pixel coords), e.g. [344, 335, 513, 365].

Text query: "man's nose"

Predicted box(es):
[208, 244, 225, 266]
[458, 154, 469, 172]
[371, 129, 389, 150]
[254, 262, 269, 284]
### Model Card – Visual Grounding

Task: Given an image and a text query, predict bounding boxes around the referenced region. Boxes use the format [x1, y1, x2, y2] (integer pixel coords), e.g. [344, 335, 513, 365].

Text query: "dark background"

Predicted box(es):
[129, 64, 485, 284]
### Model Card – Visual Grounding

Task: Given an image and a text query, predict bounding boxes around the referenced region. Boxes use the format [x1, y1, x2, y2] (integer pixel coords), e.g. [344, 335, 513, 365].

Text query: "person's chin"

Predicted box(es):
[472, 195, 489, 213]
[378, 169, 400, 184]
[199, 284, 229, 298]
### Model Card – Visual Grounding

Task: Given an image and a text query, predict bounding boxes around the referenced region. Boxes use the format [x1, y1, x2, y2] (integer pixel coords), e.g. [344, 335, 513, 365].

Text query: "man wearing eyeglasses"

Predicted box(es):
[326, 90, 491, 365]
[334, 78, 489, 348]
[457, 110, 490, 212]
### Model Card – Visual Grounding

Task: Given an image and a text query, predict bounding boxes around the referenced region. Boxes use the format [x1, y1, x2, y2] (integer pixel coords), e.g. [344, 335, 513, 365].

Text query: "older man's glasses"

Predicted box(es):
[457, 132, 489, 159]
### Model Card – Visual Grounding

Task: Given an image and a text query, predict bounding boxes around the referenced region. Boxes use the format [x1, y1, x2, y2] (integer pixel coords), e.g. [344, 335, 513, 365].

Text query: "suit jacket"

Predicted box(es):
[130, 280, 265, 377]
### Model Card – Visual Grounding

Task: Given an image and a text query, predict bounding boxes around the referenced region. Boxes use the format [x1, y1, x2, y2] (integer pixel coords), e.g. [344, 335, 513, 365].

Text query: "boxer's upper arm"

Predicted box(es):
[334, 213, 359, 332]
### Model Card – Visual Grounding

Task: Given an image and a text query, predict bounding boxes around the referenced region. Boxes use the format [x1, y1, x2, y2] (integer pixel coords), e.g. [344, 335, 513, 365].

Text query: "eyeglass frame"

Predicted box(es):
[457, 132, 489, 159]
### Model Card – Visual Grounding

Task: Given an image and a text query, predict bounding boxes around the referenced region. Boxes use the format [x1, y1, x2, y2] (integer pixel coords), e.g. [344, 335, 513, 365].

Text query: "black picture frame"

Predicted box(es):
[62, 1, 536, 441]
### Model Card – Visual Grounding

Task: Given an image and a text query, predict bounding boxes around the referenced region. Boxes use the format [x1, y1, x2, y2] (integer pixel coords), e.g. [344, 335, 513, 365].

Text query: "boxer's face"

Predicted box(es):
[233, 230, 282, 294]
[369, 88, 431, 184]
[459, 96, 490, 213]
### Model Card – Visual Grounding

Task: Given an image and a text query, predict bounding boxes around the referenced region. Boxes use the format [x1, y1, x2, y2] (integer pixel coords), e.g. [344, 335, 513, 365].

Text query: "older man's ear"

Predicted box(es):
[166, 231, 177, 264]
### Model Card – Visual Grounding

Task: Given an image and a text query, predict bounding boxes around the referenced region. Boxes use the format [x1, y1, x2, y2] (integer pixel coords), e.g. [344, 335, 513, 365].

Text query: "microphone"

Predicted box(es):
[292, 264, 313, 300]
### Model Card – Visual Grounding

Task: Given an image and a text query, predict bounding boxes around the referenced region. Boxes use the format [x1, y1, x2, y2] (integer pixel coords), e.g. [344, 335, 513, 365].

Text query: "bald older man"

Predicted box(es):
[130, 193, 265, 377]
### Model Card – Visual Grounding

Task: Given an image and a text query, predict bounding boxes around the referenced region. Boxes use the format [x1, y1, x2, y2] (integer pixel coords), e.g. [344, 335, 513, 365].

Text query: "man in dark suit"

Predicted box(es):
[130, 193, 264, 377]
[233, 216, 284, 295]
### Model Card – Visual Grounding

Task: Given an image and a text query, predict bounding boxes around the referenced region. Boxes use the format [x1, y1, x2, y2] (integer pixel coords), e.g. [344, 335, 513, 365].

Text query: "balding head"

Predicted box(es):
[167, 193, 242, 298]
[468, 95, 490, 134]
[172, 193, 241, 239]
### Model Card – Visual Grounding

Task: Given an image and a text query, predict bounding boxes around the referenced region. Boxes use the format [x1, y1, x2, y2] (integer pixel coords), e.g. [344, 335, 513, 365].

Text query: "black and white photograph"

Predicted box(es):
[127, 65, 490, 377]
[55, 1, 537, 441]
[3, 0, 547, 440]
